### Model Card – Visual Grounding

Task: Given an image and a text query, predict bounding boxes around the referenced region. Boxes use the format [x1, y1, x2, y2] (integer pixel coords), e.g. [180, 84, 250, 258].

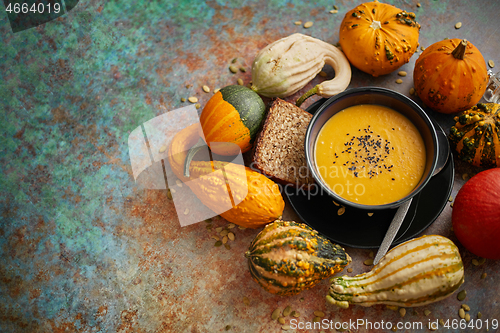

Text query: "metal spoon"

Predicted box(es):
[373, 122, 450, 265]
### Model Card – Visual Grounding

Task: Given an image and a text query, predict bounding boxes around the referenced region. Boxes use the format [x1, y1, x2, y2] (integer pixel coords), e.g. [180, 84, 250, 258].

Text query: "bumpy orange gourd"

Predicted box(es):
[339, 1, 420, 77]
[167, 123, 285, 228]
[413, 39, 488, 114]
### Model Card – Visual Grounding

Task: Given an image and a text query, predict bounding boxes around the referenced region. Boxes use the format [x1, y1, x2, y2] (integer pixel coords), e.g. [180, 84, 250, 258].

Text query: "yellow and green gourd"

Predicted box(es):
[246, 220, 351, 296]
[326, 235, 464, 308]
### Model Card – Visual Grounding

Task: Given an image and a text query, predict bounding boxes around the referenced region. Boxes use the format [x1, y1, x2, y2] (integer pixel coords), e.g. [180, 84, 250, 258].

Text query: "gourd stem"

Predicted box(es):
[184, 137, 206, 178]
[296, 85, 319, 107]
[451, 39, 467, 60]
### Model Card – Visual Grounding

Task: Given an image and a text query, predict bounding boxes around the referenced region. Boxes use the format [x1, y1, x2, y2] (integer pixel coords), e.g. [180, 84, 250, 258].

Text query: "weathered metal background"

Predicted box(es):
[1, 0, 499, 332]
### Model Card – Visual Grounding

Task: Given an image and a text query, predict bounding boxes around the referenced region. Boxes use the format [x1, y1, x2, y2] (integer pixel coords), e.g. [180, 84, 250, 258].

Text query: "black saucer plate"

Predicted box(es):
[285, 99, 455, 249]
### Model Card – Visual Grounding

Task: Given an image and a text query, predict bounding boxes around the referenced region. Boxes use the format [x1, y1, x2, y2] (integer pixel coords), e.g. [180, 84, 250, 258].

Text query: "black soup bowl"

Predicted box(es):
[305, 87, 438, 210]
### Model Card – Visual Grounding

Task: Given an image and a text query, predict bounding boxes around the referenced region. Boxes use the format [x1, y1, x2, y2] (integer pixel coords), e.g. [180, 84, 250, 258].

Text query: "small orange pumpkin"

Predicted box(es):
[200, 85, 265, 156]
[413, 39, 488, 114]
[339, 1, 421, 77]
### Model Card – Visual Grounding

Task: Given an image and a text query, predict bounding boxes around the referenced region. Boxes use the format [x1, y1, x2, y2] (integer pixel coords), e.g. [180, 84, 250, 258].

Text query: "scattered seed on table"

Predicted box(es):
[304, 21, 314, 28]
[195, 103, 201, 109]
[227, 223, 235, 229]
[333, 5, 339, 9]
[398, 71, 407, 77]
[225, 325, 231, 331]
[211, 235, 220, 241]
[313, 317, 321, 322]
[224, 244, 231, 250]
[424, 309, 431, 316]
[420, 46, 426, 51]
[239, 67, 246, 73]
[481, 272, 487, 279]
[429, 322, 438, 331]
[337, 206, 345, 215]
[409, 87, 415, 95]
[272, 308, 281, 320]
[399, 308, 406, 318]
[367, 212, 374, 217]
[278, 317, 285, 324]
[237, 78, 244, 85]
[462, 173, 469, 180]
[231, 58, 238, 64]
[220, 229, 229, 237]
[369, 251, 374, 258]
[214, 240, 222, 247]
[229, 65, 238, 73]
[448, 196, 453, 202]
[222, 236, 228, 244]
[205, 218, 212, 223]
[283, 306, 292, 317]
[457, 289, 467, 301]
[417, 3, 421, 7]
[188, 96, 198, 103]
[227, 232, 235, 241]
[215, 227, 223, 233]
[364, 259, 373, 266]
[439, 319, 445, 326]
[294, 20, 302, 25]
[242, 296, 249, 306]
[292, 311, 300, 318]
[282, 325, 291, 331]
[314, 311, 325, 318]
[181, 97, 186, 102]
[206, 224, 212, 230]
[319, 70, 327, 77]
[472, 259, 479, 266]
[488, 60, 495, 68]
[462, 304, 470, 311]
[465, 313, 471, 322]
[202, 85, 210, 93]
[332, 200, 339, 206]
[455, 22, 462, 29]
[477, 312, 482, 319]
[391, 326, 398, 332]
[347, 268, 353, 273]
[159, 145, 167, 153]
[329, 9, 338, 14]
[170, 188, 176, 194]
[478, 258, 486, 265]
[186, 84, 192, 88]
[396, 79, 403, 84]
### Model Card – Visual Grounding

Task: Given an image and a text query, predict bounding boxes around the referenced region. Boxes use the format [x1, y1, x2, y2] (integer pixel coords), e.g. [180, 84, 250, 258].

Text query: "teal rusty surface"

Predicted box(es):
[1, 0, 499, 332]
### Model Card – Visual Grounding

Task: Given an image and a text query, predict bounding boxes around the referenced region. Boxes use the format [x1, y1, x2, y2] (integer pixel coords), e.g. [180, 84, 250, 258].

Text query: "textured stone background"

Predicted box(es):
[1, 0, 499, 332]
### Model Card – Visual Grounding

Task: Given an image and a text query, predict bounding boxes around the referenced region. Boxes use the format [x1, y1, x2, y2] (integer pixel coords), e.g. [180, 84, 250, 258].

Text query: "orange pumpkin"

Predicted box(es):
[413, 39, 488, 114]
[200, 85, 265, 156]
[339, 1, 420, 77]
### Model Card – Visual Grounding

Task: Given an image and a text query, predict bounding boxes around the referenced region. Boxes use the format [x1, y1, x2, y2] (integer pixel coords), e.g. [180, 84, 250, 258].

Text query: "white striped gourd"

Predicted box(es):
[326, 235, 464, 308]
[245, 220, 351, 296]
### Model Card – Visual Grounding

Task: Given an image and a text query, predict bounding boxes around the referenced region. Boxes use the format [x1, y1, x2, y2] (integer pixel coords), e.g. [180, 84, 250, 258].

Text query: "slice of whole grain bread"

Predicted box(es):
[252, 98, 315, 188]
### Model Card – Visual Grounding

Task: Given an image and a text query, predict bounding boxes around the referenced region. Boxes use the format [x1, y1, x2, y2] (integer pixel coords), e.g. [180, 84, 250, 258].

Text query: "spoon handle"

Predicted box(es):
[373, 198, 413, 265]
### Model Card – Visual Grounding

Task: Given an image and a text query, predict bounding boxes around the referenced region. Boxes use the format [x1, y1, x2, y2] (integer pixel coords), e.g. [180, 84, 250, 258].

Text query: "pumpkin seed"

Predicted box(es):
[281, 325, 290, 331]
[399, 308, 406, 317]
[237, 78, 244, 86]
[294, 20, 302, 25]
[205, 218, 212, 223]
[229, 65, 238, 73]
[313, 316, 321, 322]
[429, 322, 438, 331]
[195, 103, 201, 109]
[478, 258, 486, 265]
[225, 244, 231, 249]
[417, 3, 421, 7]
[424, 309, 431, 316]
[183, 208, 189, 215]
[420, 46, 425, 51]
[448, 196, 453, 202]
[333, 5, 338, 9]
[462, 304, 470, 311]
[439, 319, 445, 326]
[465, 313, 471, 322]
[363, 259, 373, 266]
[304, 21, 314, 29]
[202, 85, 210, 93]
[337, 206, 345, 215]
[398, 71, 407, 77]
[227, 223, 235, 229]
[283, 306, 292, 317]
[462, 173, 469, 180]
[181, 97, 186, 102]
[455, 22, 462, 29]
[239, 67, 246, 73]
[386, 305, 398, 311]
[314, 311, 325, 317]
[214, 240, 222, 247]
[481, 272, 487, 279]
[488, 60, 495, 68]
[170, 188, 176, 194]
[472, 259, 479, 266]
[395, 79, 403, 84]
[222, 236, 228, 244]
[220, 229, 229, 237]
[367, 212, 374, 217]
[477, 312, 482, 319]
[206, 224, 212, 230]
[238, 226, 246, 230]
[457, 289, 467, 301]
[347, 268, 353, 273]
[211, 235, 220, 241]
[329, 10, 338, 14]
[225, 324, 231, 331]
[292, 311, 300, 317]
[231, 58, 238, 64]
[243, 296, 249, 306]
[369, 251, 374, 258]
[332, 200, 339, 206]
[319, 71, 327, 77]
[186, 84, 193, 88]
[228, 232, 235, 241]
[216, 227, 223, 233]
[391, 326, 397, 332]
[278, 317, 285, 324]
[409, 87, 415, 95]
[188, 96, 198, 103]
[271, 308, 281, 320]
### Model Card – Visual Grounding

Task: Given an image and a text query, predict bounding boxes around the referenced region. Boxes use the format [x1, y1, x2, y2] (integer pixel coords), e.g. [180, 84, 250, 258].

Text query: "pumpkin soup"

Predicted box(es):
[315, 104, 426, 205]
